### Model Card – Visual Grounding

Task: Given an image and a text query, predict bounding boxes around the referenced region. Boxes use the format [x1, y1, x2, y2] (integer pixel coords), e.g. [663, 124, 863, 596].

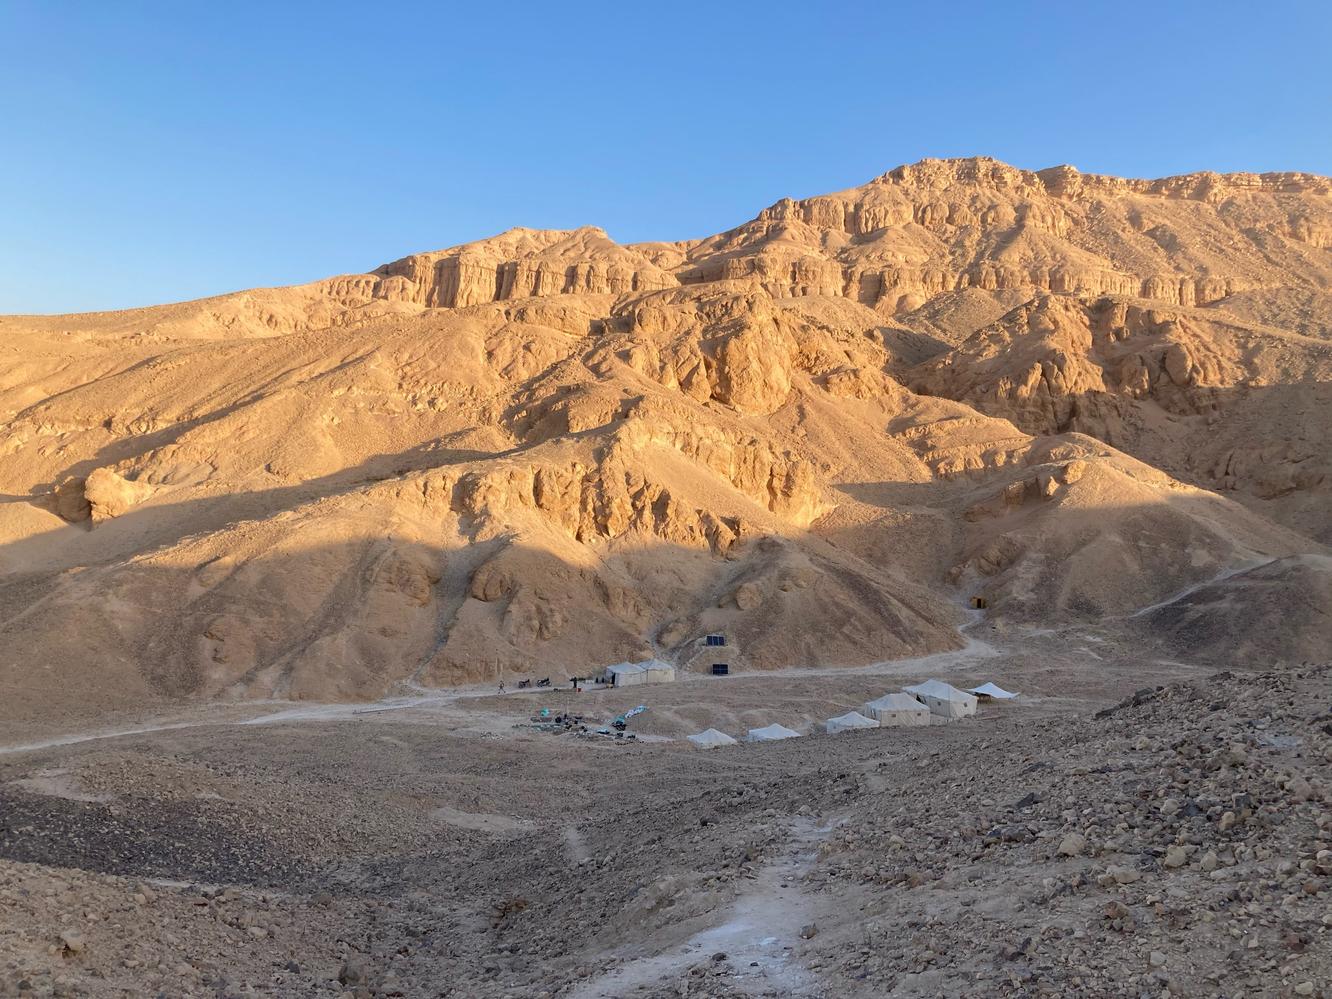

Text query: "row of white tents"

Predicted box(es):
[687, 679, 1018, 747]
[833, 680, 982, 731]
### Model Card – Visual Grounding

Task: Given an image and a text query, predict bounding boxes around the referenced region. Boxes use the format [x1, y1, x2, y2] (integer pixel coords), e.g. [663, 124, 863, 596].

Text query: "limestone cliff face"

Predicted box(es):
[15, 157, 1328, 347]
[372, 227, 677, 309]
[609, 415, 828, 526]
[1, 155, 1329, 716]
[675, 157, 1332, 317]
[433, 457, 741, 554]
[412, 410, 826, 556]
[909, 293, 1332, 536]
[103, 156, 1319, 345]
[910, 295, 1252, 437]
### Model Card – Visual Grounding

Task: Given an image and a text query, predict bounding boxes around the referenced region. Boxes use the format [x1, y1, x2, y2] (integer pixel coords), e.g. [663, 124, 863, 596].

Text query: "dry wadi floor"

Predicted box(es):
[1, 632, 1330, 998]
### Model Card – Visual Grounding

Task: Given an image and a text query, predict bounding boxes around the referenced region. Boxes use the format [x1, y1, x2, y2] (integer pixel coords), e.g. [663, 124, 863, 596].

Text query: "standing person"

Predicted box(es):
[498, 680, 505, 694]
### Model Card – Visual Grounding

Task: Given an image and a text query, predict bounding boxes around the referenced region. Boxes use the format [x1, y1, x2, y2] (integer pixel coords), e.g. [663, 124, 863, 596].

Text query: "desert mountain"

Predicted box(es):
[1, 157, 1328, 720]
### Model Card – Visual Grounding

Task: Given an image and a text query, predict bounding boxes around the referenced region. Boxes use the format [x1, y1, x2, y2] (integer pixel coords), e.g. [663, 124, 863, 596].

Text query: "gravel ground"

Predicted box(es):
[0, 656, 1327, 998]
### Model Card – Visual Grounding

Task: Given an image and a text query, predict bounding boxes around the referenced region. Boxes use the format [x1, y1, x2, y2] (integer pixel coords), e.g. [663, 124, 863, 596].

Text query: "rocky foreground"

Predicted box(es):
[799, 664, 1332, 998]
[0, 662, 1328, 997]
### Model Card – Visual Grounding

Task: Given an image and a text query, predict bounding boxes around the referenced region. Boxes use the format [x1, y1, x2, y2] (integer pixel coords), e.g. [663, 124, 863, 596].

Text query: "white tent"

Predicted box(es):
[862, 692, 931, 727]
[968, 682, 1018, 700]
[687, 728, 737, 748]
[604, 660, 676, 686]
[605, 662, 648, 687]
[825, 711, 879, 735]
[746, 723, 801, 742]
[902, 679, 978, 719]
[640, 660, 677, 683]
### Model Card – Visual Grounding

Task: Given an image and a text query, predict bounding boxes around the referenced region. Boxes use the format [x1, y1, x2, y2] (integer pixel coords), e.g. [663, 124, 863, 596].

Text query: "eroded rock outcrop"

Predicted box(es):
[0, 155, 1327, 714]
[51, 468, 155, 524]
[908, 292, 1331, 531]
[373, 227, 677, 309]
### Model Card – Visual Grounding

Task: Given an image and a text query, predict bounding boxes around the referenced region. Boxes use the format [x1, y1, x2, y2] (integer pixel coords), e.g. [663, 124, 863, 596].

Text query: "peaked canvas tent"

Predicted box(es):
[687, 728, 737, 748]
[639, 659, 676, 683]
[968, 682, 1018, 700]
[604, 662, 648, 686]
[862, 692, 931, 727]
[746, 723, 800, 742]
[604, 659, 676, 687]
[902, 679, 978, 719]
[825, 711, 879, 735]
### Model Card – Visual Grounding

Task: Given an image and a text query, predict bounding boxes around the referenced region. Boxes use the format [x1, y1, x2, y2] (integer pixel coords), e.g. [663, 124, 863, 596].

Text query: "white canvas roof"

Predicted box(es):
[863, 692, 931, 726]
[607, 659, 673, 676]
[865, 692, 928, 713]
[968, 682, 1018, 699]
[903, 679, 977, 719]
[825, 711, 879, 734]
[604, 662, 653, 686]
[746, 723, 800, 742]
[687, 728, 737, 748]
[903, 679, 973, 701]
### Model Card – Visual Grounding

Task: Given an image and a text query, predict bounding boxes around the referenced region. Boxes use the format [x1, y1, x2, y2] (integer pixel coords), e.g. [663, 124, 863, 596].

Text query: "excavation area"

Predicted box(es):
[1, 639, 1329, 998]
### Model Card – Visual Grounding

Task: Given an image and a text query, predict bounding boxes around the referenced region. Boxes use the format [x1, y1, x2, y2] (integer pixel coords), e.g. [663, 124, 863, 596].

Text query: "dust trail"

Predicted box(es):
[239, 695, 444, 725]
[562, 825, 590, 865]
[569, 817, 834, 998]
[1126, 557, 1274, 619]
[0, 694, 450, 756]
[0, 721, 217, 757]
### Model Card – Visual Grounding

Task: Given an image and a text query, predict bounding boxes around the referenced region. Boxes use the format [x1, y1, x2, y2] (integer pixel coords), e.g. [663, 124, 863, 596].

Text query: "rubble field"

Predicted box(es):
[0, 660, 1329, 998]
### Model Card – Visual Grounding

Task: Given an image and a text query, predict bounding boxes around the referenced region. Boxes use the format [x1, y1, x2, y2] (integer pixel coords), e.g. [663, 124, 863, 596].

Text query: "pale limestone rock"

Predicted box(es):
[732, 582, 764, 611]
[710, 323, 793, 415]
[1058, 832, 1086, 857]
[1163, 342, 1193, 386]
[83, 468, 155, 523]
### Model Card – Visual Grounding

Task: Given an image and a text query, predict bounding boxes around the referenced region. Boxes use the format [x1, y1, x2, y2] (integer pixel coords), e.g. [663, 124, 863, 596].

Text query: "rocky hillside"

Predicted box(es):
[0, 158, 1328, 718]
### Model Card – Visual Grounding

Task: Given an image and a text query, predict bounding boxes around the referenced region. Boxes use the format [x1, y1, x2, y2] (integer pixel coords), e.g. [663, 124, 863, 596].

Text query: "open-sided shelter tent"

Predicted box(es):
[687, 728, 737, 748]
[825, 711, 879, 735]
[862, 692, 931, 727]
[902, 679, 978, 719]
[746, 723, 800, 742]
[968, 682, 1018, 700]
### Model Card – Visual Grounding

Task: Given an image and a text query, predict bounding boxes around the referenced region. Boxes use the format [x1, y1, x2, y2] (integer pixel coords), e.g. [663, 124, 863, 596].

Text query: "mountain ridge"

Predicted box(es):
[0, 156, 1327, 722]
[8, 156, 1332, 328]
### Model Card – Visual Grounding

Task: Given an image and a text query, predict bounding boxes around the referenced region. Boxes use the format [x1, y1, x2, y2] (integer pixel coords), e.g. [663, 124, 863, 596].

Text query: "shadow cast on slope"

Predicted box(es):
[902, 380, 1331, 541]
[0, 502, 970, 729]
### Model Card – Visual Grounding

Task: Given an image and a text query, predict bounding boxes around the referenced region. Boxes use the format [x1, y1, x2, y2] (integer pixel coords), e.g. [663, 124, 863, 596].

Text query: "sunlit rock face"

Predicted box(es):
[0, 156, 1328, 718]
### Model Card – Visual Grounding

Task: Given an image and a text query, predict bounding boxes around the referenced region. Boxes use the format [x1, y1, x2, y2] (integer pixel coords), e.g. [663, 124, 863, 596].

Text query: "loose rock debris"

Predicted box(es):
[0, 664, 1327, 996]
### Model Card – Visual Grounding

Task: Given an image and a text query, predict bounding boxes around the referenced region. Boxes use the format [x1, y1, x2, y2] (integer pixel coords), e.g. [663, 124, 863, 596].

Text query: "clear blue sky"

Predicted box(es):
[3, 1, 1329, 314]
